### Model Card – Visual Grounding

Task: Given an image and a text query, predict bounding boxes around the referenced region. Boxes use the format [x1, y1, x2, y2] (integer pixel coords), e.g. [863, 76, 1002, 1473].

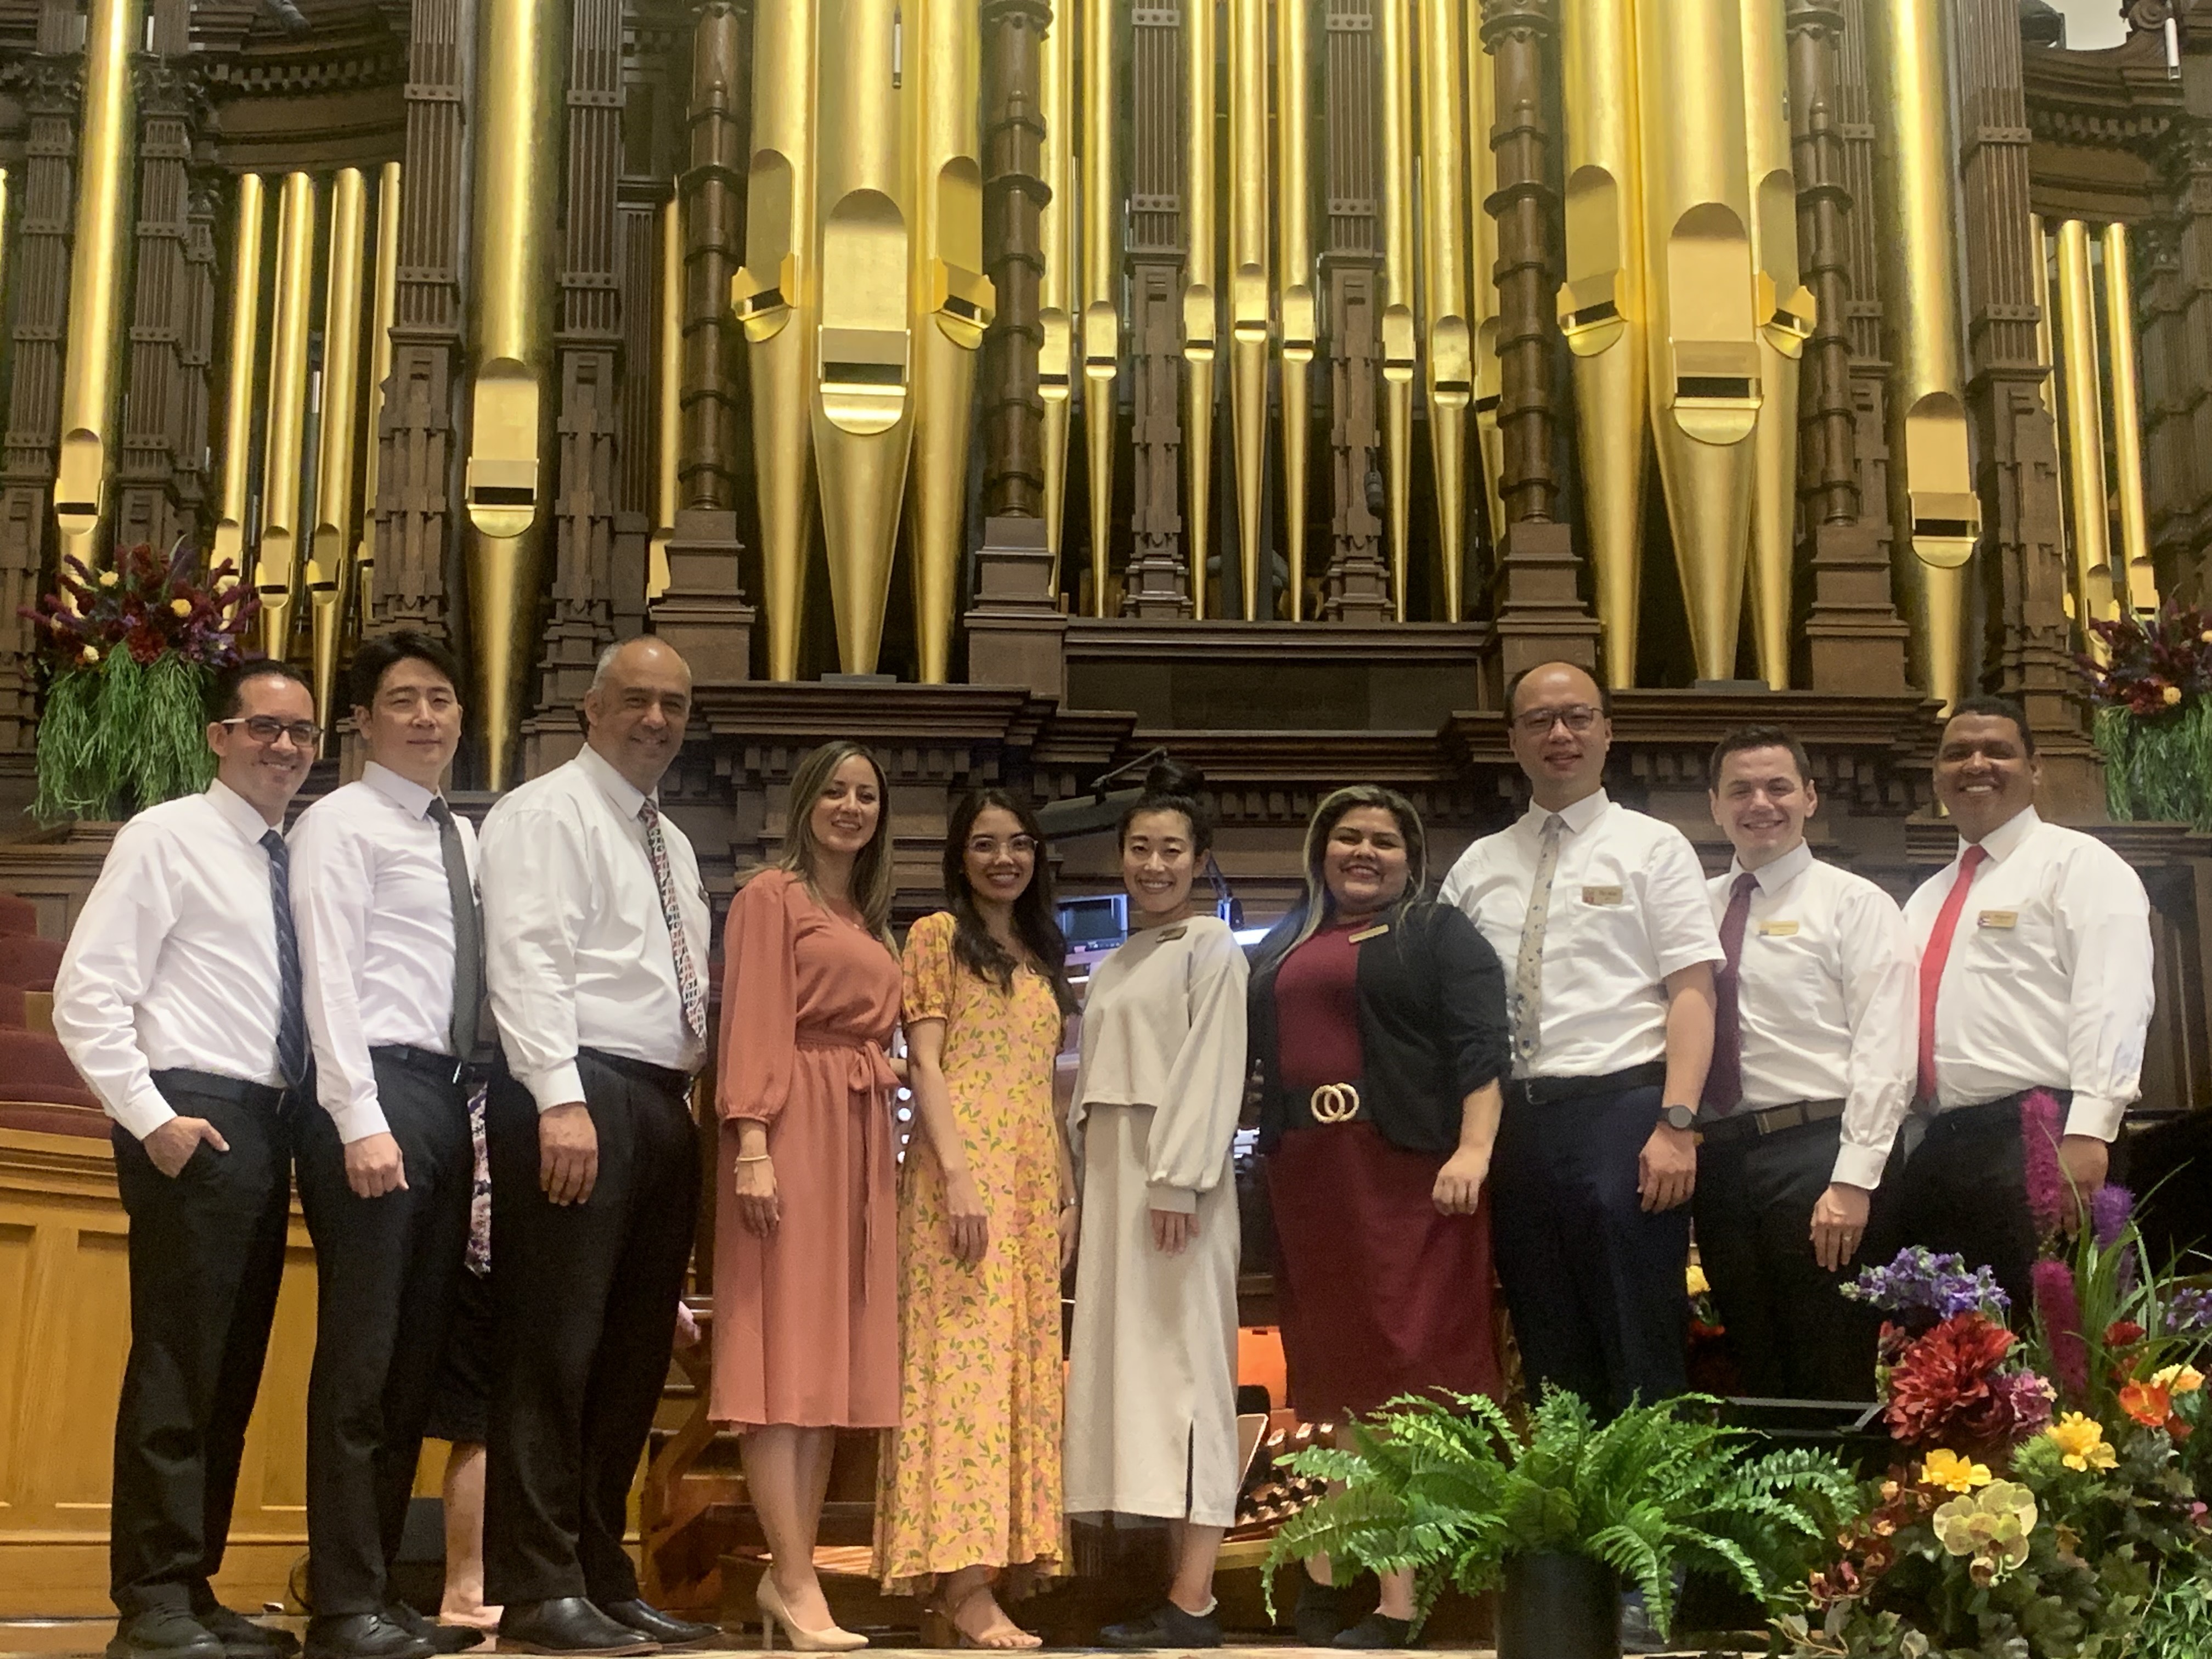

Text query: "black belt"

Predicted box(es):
[580, 1047, 695, 1096]
[1699, 1097, 1847, 1146]
[371, 1043, 469, 1082]
[150, 1068, 290, 1111]
[1927, 1087, 2069, 1128]
[1511, 1061, 1667, 1108]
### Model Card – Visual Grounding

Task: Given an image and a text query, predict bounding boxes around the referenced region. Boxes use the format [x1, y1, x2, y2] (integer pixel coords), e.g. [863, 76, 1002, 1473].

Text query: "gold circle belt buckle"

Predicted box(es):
[1309, 1082, 1362, 1124]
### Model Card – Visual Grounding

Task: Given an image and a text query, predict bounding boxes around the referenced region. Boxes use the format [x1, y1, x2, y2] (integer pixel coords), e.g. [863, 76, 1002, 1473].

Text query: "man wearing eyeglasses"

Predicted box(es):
[55, 660, 319, 1659]
[1438, 661, 1722, 1418]
[287, 633, 486, 1659]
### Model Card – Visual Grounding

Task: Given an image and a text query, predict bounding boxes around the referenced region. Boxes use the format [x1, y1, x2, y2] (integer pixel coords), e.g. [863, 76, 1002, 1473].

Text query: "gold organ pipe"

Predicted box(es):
[2031, 213, 2057, 419]
[53, 0, 143, 565]
[2055, 219, 2115, 645]
[1865, 0, 1979, 711]
[1418, 0, 1472, 622]
[1276, 0, 1313, 620]
[1465, 3, 1506, 581]
[1038, 0, 1076, 589]
[651, 198, 681, 602]
[257, 173, 317, 662]
[213, 174, 268, 584]
[358, 162, 400, 606]
[733, 0, 818, 678]
[1559, 0, 1645, 687]
[2101, 221, 2157, 617]
[1183, 0, 1217, 618]
[1638, 0, 1760, 681]
[1378, 0, 1417, 620]
[1741, 0, 1812, 690]
[465, 0, 561, 786]
[908, 0, 994, 683]
[1081, 0, 1118, 615]
[309, 167, 369, 751]
[812, 0, 914, 673]
[1227, 0, 1269, 619]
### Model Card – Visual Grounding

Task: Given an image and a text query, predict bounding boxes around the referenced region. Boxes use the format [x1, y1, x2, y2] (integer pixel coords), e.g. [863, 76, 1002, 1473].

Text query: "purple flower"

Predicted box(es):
[1845, 1247, 2012, 1329]
[2033, 1259, 2088, 1398]
[2091, 1184, 2135, 1249]
[2167, 1286, 2212, 1335]
[1993, 1368, 2056, 1436]
[2021, 1090, 2067, 1236]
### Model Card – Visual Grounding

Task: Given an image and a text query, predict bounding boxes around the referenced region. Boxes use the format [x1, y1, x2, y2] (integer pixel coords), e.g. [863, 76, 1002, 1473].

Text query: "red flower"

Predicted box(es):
[2107, 1320, 2146, 1347]
[1883, 1313, 2024, 1454]
[123, 624, 165, 665]
[2121, 1379, 2173, 1426]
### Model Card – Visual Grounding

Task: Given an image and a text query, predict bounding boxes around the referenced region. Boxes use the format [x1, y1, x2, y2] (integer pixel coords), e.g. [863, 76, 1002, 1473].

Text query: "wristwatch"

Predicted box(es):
[1661, 1104, 1699, 1133]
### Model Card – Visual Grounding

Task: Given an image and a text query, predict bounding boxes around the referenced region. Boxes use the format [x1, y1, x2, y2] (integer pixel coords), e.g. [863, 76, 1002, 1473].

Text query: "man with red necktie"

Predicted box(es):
[1692, 727, 1915, 1402]
[1893, 696, 2154, 1317]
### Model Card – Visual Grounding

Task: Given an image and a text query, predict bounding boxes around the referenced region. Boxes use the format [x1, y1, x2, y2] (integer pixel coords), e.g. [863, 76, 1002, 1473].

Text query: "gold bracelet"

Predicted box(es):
[735, 1152, 771, 1164]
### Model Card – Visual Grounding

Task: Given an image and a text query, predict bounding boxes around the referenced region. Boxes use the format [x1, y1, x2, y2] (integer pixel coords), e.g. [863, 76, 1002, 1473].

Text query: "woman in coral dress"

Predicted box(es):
[715, 741, 902, 1652]
[874, 789, 1076, 1649]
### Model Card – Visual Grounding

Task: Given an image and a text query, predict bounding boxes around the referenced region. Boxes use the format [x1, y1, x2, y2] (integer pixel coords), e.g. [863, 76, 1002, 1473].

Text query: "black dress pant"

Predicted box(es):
[483, 1050, 699, 1605]
[1881, 1093, 2058, 1323]
[110, 1071, 296, 1618]
[1492, 1079, 1690, 1417]
[1694, 1118, 1884, 1402]
[296, 1050, 473, 1616]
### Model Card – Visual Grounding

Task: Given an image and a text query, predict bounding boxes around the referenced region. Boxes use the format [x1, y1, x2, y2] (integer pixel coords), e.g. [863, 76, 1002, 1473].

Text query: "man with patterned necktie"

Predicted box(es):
[54, 659, 318, 1659]
[477, 636, 718, 1656]
[288, 633, 487, 1659]
[1894, 696, 2154, 1318]
[1438, 661, 1722, 1418]
[1695, 726, 1915, 1402]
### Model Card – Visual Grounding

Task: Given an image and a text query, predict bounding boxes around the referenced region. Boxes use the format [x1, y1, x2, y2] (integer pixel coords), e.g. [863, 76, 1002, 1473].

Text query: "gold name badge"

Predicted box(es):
[1347, 924, 1390, 944]
[1582, 884, 1624, 906]
[1156, 924, 1188, 941]
[1978, 910, 2018, 930]
[1757, 919, 1800, 937]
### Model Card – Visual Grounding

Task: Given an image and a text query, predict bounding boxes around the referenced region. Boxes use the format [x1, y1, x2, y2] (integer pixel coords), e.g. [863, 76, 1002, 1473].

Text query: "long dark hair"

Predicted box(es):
[772, 740, 896, 944]
[943, 788, 1076, 1015]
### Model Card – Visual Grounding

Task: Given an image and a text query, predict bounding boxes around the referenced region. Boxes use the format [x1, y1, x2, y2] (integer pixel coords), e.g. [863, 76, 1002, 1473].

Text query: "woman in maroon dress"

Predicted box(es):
[1246, 786, 1510, 1649]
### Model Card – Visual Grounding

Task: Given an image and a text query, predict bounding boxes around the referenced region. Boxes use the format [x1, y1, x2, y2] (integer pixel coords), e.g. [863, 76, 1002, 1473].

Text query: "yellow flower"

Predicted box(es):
[1934, 1480, 2037, 1584]
[1685, 1263, 1710, 1297]
[2152, 1363, 2204, 1395]
[1922, 1449, 1993, 1493]
[2045, 1412, 2118, 1472]
[78, 644, 99, 664]
[170, 597, 191, 618]
[97, 569, 119, 588]
[2163, 685, 2185, 707]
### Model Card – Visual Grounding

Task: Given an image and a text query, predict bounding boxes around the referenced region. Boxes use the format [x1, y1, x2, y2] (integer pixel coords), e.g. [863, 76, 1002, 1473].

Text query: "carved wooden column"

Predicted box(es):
[174, 174, 218, 548]
[2143, 9, 2212, 600]
[1833, 0, 1896, 565]
[0, 9, 85, 753]
[369, 0, 470, 641]
[1788, 0, 1909, 691]
[981, 0, 1051, 521]
[1319, 0, 1389, 621]
[1121, 2, 1188, 617]
[1479, 0, 1598, 692]
[1955, 0, 2095, 809]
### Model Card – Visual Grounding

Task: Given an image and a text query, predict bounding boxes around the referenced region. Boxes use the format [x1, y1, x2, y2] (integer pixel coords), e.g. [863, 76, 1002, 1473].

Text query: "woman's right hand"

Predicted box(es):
[944, 1166, 990, 1266]
[735, 1154, 781, 1237]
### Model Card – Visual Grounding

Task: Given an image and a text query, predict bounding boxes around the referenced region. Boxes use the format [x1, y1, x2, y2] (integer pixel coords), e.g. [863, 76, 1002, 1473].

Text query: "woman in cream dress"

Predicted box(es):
[1065, 772, 1250, 1649]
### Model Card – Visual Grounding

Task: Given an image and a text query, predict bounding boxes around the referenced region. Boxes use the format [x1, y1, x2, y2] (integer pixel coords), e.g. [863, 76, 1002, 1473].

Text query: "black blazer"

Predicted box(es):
[1246, 897, 1511, 1155]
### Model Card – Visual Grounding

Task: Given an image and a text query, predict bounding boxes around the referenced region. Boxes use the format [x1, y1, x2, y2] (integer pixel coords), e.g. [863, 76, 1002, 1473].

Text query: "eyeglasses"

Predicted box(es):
[1511, 704, 1602, 737]
[220, 715, 322, 749]
[967, 835, 1039, 859]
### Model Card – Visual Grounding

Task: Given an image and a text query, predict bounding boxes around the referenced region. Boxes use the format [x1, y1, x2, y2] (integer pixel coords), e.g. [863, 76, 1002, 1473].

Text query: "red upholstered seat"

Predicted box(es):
[0, 982, 26, 1027]
[0, 935, 65, 991]
[0, 1026, 99, 1111]
[0, 891, 36, 937]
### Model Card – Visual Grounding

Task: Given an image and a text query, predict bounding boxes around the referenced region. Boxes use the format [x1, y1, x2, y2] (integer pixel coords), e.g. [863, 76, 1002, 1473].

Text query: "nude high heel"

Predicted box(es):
[756, 1575, 868, 1653]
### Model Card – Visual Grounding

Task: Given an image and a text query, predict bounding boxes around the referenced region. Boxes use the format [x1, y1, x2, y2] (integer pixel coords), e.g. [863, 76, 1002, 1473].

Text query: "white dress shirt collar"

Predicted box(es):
[361, 759, 439, 820]
[1521, 787, 1610, 838]
[208, 777, 279, 843]
[1962, 803, 2041, 865]
[1730, 839, 1814, 895]
[574, 741, 651, 819]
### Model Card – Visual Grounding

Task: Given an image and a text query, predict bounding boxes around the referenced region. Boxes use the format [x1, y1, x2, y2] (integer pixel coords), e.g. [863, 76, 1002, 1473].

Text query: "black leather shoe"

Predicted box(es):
[496, 1600, 659, 1657]
[599, 1601, 716, 1649]
[1331, 1612, 1414, 1649]
[106, 1610, 224, 1659]
[383, 1605, 483, 1655]
[1101, 1601, 1223, 1649]
[303, 1615, 435, 1659]
[194, 1609, 300, 1659]
[1293, 1579, 1351, 1647]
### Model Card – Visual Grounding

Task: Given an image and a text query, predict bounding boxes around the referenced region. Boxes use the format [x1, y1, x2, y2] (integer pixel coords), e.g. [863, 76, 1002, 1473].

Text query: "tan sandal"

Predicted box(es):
[928, 1581, 1041, 1651]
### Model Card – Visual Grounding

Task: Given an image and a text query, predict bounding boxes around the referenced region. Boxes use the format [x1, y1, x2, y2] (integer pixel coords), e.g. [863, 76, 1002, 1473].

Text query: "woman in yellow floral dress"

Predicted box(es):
[876, 789, 1076, 1649]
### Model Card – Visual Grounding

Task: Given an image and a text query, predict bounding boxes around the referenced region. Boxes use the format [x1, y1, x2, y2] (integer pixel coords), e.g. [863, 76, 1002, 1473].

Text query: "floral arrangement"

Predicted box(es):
[2075, 602, 2212, 831]
[20, 541, 257, 822]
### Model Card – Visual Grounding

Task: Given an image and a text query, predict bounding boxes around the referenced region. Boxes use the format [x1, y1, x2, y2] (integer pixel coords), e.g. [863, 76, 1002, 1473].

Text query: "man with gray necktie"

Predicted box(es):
[290, 633, 488, 1659]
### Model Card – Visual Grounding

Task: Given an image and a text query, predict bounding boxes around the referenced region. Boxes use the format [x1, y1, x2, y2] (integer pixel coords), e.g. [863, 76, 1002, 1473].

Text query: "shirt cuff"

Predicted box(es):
[1830, 1143, 1891, 1193]
[522, 1059, 586, 1113]
[1146, 1180, 1198, 1214]
[111, 1078, 178, 1142]
[2063, 1094, 2125, 1142]
[325, 1097, 392, 1144]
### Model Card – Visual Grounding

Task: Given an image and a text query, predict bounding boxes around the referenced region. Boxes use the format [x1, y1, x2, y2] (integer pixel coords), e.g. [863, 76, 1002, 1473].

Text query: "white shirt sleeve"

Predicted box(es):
[1145, 928, 1252, 1211]
[289, 806, 387, 1143]
[52, 820, 183, 1139]
[482, 800, 594, 1112]
[2055, 844, 2154, 1141]
[1831, 881, 1917, 1190]
[1641, 828, 1726, 979]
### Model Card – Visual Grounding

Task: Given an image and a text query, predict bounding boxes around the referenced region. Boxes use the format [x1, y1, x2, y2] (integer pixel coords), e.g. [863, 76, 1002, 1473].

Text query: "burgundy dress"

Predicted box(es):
[1263, 919, 1502, 1420]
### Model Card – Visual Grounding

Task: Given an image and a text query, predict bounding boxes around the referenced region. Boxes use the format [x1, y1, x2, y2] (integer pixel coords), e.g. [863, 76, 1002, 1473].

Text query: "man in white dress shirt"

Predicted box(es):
[476, 636, 715, 1656]
[54, 660, 318, 1659]
[1695, 726, 1916, 1401]
[1896, 696, 2154, 1315]
[289, 634, 484, 1659]
[1440, 661, 1721, 1416]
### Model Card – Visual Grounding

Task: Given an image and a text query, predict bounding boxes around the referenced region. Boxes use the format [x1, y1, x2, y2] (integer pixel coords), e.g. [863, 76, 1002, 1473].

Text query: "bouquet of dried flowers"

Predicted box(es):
[2075, 603, 2212, 831]
[20, 540, 257, 822]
